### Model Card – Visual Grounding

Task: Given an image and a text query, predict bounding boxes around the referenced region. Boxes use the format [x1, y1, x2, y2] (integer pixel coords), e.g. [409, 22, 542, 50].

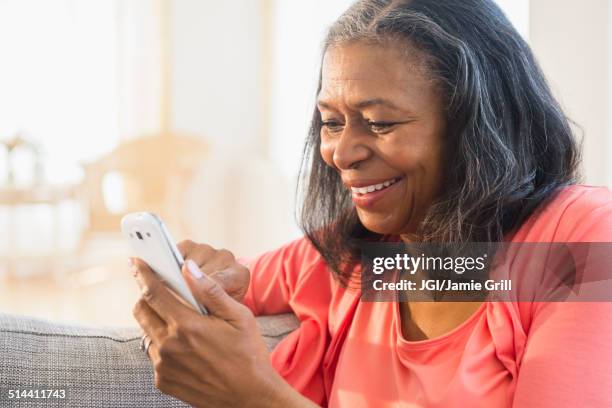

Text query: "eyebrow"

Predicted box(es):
[317, 98, 403, 111]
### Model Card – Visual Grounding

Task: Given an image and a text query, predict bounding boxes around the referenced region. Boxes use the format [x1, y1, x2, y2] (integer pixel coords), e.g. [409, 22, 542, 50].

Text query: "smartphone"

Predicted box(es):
[121, 212, 207, 314]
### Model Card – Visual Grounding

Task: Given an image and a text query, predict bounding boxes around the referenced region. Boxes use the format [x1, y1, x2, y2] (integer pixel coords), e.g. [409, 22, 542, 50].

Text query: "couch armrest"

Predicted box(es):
[0, 313, 299, 407]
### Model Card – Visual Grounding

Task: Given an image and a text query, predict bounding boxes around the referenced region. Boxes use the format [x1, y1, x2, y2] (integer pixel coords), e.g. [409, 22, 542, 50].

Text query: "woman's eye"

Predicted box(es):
[367, 121, 395, 133]
[322, 120, 344, 133]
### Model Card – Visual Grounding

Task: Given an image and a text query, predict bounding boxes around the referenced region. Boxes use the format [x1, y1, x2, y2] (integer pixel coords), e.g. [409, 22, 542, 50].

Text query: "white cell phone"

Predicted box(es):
[121, 212, 207, 314]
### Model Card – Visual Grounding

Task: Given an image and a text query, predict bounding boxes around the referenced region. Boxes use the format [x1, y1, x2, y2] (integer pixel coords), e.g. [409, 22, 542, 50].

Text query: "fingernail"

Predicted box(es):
[134, 273, 144, 289]
[128, 258, 138, 276]
[187, 259, 204, 279]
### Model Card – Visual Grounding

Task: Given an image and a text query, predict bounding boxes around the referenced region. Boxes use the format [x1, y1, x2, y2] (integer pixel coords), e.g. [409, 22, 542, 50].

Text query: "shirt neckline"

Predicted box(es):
[393, 300, 487, 350]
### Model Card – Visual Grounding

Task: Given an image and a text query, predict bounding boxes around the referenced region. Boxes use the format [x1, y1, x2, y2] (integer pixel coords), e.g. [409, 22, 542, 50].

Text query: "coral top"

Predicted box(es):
[243, 185, 612, 407]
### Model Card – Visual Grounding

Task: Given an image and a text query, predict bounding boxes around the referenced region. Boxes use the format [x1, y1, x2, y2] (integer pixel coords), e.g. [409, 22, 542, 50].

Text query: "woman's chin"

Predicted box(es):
[356, 198, 416, 235]
[358, 215, 405, 236]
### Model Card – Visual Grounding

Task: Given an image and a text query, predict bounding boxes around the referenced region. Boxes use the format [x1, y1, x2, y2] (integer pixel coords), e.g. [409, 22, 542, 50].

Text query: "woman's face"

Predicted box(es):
[318, 40, 447, 238]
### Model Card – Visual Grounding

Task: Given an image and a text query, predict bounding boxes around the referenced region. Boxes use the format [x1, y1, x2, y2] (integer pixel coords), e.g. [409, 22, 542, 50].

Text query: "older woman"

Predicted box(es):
[131, 0, 612, 406]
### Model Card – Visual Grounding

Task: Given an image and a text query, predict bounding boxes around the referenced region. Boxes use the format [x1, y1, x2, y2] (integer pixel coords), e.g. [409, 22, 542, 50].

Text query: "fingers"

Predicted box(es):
[177, 240, 235, 274]
[140, 331, 161, 366]
[131, 257, 194, 323]
[198, 249, 235, 275]
[177, 240, 215, 266]
[176, 239, 196, 259]
[146, 340, 160, 363]
[182, 259, 249, 324]
[176, 242, 242, 296]
[132, 297, 167, 343]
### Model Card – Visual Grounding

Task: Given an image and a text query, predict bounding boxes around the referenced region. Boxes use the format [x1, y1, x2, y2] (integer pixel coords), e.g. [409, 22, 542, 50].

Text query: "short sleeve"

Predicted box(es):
[242, 237, 333, 405]
[242, 237, 331, 318]
[513, 187, 612, 407]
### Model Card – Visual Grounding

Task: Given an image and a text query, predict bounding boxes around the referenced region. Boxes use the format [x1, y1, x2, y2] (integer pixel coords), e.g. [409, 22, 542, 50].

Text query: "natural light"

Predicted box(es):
[0, 0, 119, 185]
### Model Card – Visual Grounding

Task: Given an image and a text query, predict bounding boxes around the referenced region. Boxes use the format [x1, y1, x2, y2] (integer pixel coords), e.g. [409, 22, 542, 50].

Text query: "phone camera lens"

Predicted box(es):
[136, 231, 144, 240]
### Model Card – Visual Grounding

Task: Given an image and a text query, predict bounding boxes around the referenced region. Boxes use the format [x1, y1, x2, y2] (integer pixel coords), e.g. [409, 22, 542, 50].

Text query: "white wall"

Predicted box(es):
[169, 0, 612, 189]
[495, 0, 530, 39]
[529, 0, 611, 188]
[268, 0, 612, 188]
[268, 0, 354, 182]
[268, 0, 530, 182]
[170, 0, 263, 150]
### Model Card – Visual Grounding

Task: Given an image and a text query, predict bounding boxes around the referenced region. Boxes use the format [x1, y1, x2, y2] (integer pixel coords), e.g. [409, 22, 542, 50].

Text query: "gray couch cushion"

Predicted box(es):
[0, 313, 299, 407]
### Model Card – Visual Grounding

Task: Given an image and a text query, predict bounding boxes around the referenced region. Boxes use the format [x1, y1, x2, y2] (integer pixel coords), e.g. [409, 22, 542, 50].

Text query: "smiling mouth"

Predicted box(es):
[350, 177, 402, 196]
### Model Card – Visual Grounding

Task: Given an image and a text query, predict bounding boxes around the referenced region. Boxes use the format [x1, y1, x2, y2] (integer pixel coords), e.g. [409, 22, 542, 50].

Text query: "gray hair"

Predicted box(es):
[298, 0, 580, 282]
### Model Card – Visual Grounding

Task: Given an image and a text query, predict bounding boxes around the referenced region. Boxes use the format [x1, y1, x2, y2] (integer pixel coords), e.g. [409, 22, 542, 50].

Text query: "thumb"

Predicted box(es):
[182, 259, 242, 322]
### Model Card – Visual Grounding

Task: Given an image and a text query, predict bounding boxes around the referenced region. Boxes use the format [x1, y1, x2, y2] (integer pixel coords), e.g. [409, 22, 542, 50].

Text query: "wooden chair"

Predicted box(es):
[78, 133, 208, 246]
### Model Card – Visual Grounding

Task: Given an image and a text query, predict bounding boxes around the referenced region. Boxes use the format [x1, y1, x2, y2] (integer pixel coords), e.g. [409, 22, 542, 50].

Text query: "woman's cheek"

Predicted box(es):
[319, 137, 336, 168]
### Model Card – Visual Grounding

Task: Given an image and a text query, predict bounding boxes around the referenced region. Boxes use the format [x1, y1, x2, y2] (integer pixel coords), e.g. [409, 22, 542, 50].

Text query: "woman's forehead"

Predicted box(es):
[319, 42, 438, 111]
[321, 41, 430, 82]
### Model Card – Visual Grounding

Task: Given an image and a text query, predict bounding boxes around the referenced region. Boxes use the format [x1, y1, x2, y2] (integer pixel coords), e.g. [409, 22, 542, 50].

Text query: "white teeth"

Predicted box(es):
[351, 178, 398, 195]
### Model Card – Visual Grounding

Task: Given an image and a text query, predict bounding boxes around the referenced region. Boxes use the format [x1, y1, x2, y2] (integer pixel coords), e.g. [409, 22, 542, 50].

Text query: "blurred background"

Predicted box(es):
[0, 0, 610, 326]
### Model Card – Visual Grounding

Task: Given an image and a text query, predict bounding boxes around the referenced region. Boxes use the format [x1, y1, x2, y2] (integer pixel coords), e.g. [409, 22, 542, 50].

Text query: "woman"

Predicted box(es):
[131, 0, 612, 406]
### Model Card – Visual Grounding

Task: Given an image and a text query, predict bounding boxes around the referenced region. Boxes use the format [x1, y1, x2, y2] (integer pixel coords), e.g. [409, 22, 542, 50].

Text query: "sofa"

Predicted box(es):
[0, 313, 299, 407]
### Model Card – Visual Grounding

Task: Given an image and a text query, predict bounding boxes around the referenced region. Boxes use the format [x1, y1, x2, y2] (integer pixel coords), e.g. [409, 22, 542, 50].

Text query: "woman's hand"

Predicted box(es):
[177, 240, 250, 303]
[130, 257, 315, 408]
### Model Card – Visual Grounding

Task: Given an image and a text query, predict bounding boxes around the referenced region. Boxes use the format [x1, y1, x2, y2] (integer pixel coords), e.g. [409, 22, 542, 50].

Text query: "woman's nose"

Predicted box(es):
[332, 125, 371, 170]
